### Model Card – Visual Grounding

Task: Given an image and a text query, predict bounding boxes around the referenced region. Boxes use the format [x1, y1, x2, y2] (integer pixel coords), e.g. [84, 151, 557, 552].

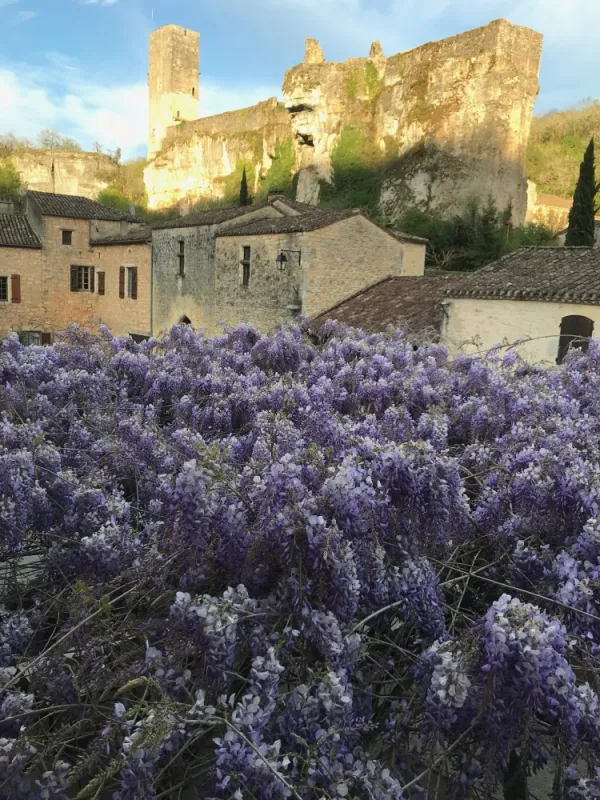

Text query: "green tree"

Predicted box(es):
[565, 137, 598, 246]
[97, 188, 131, 213]
[239, 167, 251, 206]
[0, 159, 22, 201]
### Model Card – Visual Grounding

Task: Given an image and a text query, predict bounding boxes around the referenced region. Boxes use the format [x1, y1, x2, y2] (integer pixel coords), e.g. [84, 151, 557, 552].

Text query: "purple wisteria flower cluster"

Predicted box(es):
[1, 320, 600, 798]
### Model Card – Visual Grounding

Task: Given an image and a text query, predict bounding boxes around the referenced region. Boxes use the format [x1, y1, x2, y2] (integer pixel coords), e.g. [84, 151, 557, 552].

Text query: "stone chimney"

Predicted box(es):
[128, 204, 136, 219]
[304, 38, 325, 65]
[0, 197, 16, 215]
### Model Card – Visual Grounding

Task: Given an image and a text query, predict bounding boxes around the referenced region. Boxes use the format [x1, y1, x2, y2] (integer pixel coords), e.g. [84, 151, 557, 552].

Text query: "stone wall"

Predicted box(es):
[145, 18, 542, 224]
[214, 215, 425, 333]
[150, 205, 282, 333]
[298, 215, 420, 318]
[0, 247, 44, 335]
[12, 151, 118, 199]
[0, 214, 151, 338]
[144, 99, 292, 210]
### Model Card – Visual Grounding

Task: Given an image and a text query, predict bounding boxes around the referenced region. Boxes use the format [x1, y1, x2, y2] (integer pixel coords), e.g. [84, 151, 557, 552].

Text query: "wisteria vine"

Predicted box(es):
[1, 320, 600, 798]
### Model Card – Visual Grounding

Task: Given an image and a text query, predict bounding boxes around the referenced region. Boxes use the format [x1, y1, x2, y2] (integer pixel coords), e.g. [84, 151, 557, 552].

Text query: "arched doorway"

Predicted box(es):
[557, 315, 594, 364]
[179, 315, 192, 326]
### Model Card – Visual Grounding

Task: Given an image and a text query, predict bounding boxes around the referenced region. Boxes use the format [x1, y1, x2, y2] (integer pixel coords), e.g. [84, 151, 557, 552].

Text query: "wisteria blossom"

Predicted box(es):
[1, 321, 600, 797]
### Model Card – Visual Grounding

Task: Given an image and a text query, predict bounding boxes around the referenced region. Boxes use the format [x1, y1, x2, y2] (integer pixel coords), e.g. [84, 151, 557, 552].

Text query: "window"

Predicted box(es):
[19, 332, 41, 346]
[557, 315, 594, 364]
[192, 87, 195, 97]
[178, 240, 185, 276]
[62, 230, 73, 246]
[98, 272, 105, 296]
[0, 276, 7, 302]
[129, 333, 150, 343]
[70, 266, 94, 292]
[120, 266, 137, 299]
[241, 245, 251, 287]
[127, 267, 138, 299]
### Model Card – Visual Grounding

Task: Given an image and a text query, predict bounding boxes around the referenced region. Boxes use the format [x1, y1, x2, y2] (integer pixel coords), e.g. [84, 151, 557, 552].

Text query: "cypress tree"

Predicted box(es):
[239, 168, 251, 207]
[565, 137, 598, 246]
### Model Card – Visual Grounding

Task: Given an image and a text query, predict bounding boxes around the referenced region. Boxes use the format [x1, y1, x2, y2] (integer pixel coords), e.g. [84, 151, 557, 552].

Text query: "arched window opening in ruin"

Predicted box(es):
[192, 87, 195, 97]
[557, 315, 594, 364]
[179, 315, 192, 326]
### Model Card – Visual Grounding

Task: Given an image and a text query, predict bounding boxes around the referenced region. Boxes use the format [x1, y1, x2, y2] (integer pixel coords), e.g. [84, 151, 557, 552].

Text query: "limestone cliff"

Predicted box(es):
[144, 99, 293, 210]
[145, 18, 542, 223]
[11, 150, 118, 199]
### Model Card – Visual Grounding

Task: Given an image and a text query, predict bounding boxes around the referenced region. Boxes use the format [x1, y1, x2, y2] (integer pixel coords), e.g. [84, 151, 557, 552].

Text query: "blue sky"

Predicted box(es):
[0, 0, 596, 159]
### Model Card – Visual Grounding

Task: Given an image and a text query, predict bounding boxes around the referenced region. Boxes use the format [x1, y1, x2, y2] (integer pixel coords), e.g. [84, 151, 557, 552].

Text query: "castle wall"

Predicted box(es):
[12, 151, 118, 200]
[284, 18, 542, 224]
[144, 99, 292, 210]
[144, 19, 542, 225]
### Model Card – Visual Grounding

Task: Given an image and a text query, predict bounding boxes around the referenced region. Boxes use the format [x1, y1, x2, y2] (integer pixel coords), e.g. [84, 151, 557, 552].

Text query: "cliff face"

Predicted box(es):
[145, 18, 542, 223]
[144, 99, 293, 210]
[11, 151, 118, 199]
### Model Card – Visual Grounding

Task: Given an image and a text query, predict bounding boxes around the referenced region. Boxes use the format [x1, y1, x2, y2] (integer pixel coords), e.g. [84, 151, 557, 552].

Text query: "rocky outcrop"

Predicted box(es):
[11, 150, 118, 199]
[145, 18, 542, 224]
[284, 18, 542, 223]
[144, 99, 293, 210]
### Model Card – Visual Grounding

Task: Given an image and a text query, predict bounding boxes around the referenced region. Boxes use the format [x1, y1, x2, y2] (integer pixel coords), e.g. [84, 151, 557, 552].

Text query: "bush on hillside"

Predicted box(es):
[0, 159, 22, 201]
[1, 322, 600, 798]
[395, 199, 556, 270]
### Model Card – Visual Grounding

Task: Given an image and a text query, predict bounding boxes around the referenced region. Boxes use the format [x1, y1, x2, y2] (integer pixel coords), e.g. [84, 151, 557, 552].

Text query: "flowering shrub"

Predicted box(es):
[1, 321, 600, 798]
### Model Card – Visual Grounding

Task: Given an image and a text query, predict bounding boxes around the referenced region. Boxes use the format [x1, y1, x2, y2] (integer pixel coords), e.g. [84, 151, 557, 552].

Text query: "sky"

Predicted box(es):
[0, 0, 597, 160]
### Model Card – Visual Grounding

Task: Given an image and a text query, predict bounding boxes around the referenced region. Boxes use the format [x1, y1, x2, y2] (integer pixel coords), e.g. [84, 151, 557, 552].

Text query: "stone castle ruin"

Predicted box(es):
[144, 19, 543, 223]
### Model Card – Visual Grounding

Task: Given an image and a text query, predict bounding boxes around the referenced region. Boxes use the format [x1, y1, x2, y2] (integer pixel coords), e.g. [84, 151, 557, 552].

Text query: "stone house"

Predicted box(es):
[151, 194, 427, 334]
[0, 191, 150, 342]
[1, 190, 427, 342]
[441, 246, 600, 363]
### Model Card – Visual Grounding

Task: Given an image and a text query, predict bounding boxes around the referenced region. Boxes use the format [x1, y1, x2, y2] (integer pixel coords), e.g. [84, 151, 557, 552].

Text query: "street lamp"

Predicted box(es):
[276, 249, 302, 271]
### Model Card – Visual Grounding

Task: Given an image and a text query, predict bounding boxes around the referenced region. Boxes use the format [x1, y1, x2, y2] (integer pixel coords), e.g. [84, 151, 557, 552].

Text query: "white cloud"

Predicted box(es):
[0, 0, 19, 7]
[14, 10, 36, 23]
[81, 0, 120, 5]
[0, 48, 280, 159]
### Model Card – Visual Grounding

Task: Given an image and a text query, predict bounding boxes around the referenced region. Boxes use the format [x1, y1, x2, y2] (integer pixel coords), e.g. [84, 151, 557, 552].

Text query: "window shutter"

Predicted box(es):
[41, 333, 52, 345]
[10, 274, 21, 303]
[89, 267, 95, 294]
[70, 265, 78, 292]
[119, 266, 125, 299]
[98, 272, 105, 296]
[131, 267, 138, 300]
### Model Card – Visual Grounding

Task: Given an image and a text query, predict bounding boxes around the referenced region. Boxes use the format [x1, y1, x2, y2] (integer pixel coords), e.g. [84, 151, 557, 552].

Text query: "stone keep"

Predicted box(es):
[148, 25, 200, 156]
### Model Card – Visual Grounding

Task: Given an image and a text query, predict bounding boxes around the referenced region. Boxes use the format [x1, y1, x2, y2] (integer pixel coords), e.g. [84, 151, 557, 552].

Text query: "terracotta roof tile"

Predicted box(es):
[446, 246, 600, 305]
[27, 191, 142, 222]
[310, 274, 464, 337]
[0, 213, 41, 248]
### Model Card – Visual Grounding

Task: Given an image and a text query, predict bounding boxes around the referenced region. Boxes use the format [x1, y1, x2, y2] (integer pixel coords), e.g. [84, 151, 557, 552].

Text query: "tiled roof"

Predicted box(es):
[0, 213, 41, 248]
[535, 193, 572, 210]
[92, 225, 153, 246]
[151, 203, 271, 230]
[310, 273, 464, 337]
[27, 191, 142, 222]
[446, 246, 600, 305]
[218, 208, 358, 237]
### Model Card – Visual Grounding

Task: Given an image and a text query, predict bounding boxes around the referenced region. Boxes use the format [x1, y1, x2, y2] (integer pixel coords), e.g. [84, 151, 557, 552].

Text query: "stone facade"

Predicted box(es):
[0, 193, 151, 340]
[145, 19, 542, 224]
[0, 247, 44, 337]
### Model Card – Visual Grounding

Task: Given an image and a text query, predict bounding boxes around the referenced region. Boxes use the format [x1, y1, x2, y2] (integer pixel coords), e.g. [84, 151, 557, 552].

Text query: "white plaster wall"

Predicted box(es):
[441, 297, 600, 363]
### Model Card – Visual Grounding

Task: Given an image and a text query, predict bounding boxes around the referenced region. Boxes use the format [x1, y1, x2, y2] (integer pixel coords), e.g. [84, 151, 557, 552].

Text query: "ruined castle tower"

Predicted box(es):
[148, 24, 200, 156]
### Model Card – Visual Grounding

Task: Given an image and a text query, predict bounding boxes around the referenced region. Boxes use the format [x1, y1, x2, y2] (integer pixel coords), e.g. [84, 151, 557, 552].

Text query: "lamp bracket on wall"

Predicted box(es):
[275, 249, 302, 271]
